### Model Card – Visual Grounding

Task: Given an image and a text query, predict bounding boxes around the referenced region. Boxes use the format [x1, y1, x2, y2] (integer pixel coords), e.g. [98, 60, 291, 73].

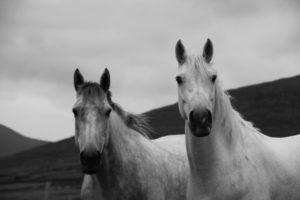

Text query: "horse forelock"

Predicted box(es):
[79, 82, 105, 100]
[185, 55, 215, 81]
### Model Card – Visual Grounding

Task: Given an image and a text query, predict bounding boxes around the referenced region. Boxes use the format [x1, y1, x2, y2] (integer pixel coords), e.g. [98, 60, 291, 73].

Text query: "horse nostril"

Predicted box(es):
[206, 109, 212, 127]
[80, 151, 86, 165]
[80, 150, 101, 166]
[189, 110, 195, 122]
[96, 151, 101, 162]
[198, 109, 212, 127]
[189, 109, 212, 127]
[188, 108, 212, 137]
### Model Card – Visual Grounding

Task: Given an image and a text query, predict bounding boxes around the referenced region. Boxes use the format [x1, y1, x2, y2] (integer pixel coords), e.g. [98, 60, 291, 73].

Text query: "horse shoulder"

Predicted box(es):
[151, 134, 189, 198]
[249, 133, 300, 199]
[263, 134, 300, 169]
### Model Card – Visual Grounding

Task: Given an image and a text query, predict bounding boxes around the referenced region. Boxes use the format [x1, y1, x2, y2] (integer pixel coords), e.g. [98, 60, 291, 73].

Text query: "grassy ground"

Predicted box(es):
[0, 182, 80, 200]
[0, 143, 82, 200]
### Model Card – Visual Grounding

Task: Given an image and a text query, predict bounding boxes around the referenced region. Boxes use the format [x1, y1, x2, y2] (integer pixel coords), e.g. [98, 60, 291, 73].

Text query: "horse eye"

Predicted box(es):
[175, 76, 183, 85]
[72, 108, 78, 118]
[211, 75, 217, 83]
[105, 108, 112, 117]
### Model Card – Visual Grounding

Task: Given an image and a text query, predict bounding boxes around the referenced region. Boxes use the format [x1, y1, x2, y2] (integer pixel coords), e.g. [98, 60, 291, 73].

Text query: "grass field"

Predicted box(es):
[0, 181, 80, 200]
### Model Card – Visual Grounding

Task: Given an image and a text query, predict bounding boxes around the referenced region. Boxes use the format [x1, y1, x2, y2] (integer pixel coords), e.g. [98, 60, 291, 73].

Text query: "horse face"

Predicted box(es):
[175, 39, 217, 137]
[73, 68, 111, 174]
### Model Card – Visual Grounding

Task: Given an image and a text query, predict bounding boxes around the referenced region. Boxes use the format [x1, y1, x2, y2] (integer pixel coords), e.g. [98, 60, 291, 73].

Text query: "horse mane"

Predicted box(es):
[107, 91, 154, 139]
[79, 82, 154, 139]
[213, 76, 260, 135]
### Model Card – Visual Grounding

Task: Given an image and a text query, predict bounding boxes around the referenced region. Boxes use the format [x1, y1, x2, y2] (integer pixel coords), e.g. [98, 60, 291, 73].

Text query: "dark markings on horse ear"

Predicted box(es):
[74, 68, 84, 91]
[100, 68, 110, 92]
[203, 38, 213, 63]
[175, 40, 186, 65]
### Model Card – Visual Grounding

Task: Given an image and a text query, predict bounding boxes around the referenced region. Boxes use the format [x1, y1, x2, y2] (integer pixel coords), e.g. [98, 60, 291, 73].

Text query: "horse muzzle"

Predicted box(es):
[80, 150, 101, 174]
[188, 108, 212, 137]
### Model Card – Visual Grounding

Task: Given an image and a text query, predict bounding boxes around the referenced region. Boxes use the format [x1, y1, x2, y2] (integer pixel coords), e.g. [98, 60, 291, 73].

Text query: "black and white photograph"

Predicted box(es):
[0, 0, 300, 199]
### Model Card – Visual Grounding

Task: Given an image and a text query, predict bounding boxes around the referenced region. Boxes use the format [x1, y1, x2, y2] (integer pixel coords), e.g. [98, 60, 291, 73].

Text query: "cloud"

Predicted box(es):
[0, 0, 299, 141]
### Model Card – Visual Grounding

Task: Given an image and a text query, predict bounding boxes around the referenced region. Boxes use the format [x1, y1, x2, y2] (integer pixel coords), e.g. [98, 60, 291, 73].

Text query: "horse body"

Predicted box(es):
[263, 135, 300, 199]
[81, 112, 188, 200]
[186, 104, 300, 200]
[154, 134, 186, 154]
[93, 113, 188, 200]
[175, 39, 300, 200]
[73, 69, 188, 200]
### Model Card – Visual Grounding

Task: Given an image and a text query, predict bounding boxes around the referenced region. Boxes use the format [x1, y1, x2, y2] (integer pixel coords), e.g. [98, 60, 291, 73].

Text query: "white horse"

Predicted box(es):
[174, 39, 300, 200]
[72, 68, 188, 200]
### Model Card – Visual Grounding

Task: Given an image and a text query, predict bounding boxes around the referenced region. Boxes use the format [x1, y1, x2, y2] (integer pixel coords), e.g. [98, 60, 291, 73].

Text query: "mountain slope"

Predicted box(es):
[229, 75, 300, 137]
[0, 124, 49, 157]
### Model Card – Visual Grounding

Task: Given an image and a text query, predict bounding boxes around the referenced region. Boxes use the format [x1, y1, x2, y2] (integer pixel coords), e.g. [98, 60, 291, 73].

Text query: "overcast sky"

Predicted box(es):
[0, 0, 299, 141]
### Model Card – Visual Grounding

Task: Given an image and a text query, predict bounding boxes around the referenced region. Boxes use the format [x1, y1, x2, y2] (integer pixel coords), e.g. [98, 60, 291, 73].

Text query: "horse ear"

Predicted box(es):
[175, 40, 186, 65]
[74, 68, 84, 91]
[100, 68, 110, 92]
[202, 38, 213, 63]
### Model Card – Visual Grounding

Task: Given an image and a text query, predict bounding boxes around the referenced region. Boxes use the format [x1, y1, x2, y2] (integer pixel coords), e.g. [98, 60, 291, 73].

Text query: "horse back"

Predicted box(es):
[256, 134, 300, 199]
[153, 134, 186, 154]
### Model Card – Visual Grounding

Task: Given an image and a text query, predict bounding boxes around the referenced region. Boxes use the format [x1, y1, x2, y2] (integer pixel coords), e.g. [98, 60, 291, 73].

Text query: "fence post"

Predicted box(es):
[43, 181, 51, 200]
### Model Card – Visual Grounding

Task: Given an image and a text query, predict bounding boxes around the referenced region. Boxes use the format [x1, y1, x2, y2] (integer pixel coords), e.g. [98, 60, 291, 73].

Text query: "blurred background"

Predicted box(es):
[0, 0, 300, 199]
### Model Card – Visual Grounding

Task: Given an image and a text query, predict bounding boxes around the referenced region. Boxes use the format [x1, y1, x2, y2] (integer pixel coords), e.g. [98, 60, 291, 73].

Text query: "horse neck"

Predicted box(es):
[186, 83, 246, 177]
[213, 84, 244, 146]
[96, 112, 153, 198]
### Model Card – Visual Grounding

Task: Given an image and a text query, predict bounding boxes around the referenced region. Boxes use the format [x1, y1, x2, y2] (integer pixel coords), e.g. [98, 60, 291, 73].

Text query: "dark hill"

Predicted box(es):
[0, 124, 49, 157]
[145, 104, 184, 138]
[1, 75, 300, 199]
[229, 75, 300, 137]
